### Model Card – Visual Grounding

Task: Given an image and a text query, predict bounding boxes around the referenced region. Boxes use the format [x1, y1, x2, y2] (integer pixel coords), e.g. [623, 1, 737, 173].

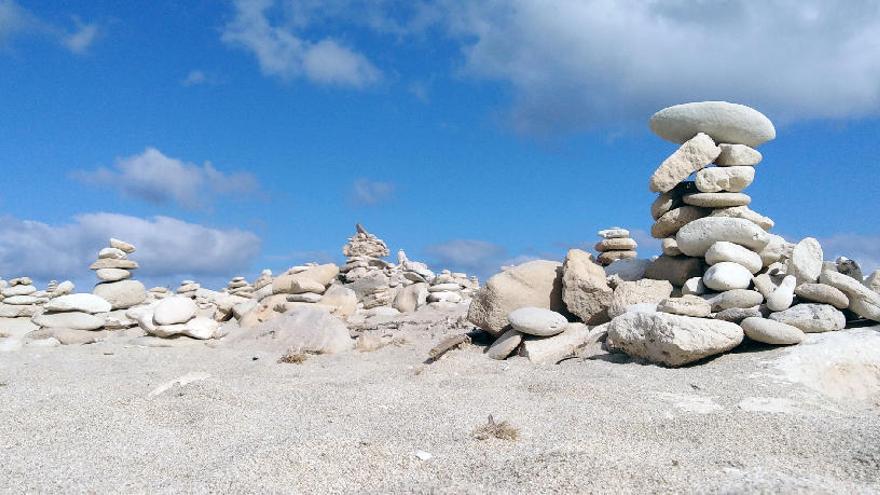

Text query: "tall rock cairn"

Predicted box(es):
[595, 227, 637, 266]
[339, 224, 394, 309]
[91, 238, 147, 310]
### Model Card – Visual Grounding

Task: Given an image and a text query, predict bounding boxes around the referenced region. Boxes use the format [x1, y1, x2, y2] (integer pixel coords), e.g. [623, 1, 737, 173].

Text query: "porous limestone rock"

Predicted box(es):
[467, 260, 565, 337]
[508, 307, 568, 337]
[710, 206, 774, 231]
[741, 317, 804, 345]
[676, 217, 770, 257]
[794, 283, 849, 310]
[651, 206, 710, 239]
[769, 304, 846, 333]
[649, 101, 776, 147]
[562, 249, 612, 324]
[657, 295, 712, 317]
[705, 241, 762, 274]
[607, 311, 744, 367]
[703, 262, 753, 291]
[695, 166, 755, 193]
[608, 279, 674, 319]
[649, 133, 721, 193]
[715, 143, 762, 166]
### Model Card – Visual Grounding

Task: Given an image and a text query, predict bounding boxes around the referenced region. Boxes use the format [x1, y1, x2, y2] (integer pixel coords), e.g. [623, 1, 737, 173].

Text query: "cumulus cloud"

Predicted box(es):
[0, 213, 261, 285]
[73, 147, 259, 210]
[222, 0, 381, 88]
[0, 0, 100, 53]
[350, 178, 395, 206]
[819, 234, 880, 275]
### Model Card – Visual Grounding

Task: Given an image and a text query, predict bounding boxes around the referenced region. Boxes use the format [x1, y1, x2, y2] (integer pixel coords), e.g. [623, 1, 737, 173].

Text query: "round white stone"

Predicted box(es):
[153, 296, 197, 326]
[703, 262, 753, 291]
[507, 307, 568, 337]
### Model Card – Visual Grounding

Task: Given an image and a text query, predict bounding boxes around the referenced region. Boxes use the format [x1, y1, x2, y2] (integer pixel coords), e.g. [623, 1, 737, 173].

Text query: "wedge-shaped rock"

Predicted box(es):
[607, 312, 744, 367]
[676, 217, 770, 257]
[649, 133, 720, 193]
[715, 144, 762, 166]
[651, 206, 709, 239]
[520, 323, 600, 365]
[649, 101, 776, 147]
[562, 249, 612, 324]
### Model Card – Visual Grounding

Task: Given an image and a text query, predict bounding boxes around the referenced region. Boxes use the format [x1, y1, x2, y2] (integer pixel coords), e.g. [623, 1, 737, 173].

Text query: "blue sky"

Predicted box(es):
[1, 0, 879, 289]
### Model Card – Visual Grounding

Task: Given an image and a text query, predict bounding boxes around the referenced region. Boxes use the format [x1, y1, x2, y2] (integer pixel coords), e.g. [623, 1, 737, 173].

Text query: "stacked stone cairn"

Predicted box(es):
[133, 294, 220, 340]
[225, 276, 254, 298]
[340, 224, 396, 310]
[594, 227, 637, 266]
[469, 101, 880, 367]
[0, 277, 46, 318]
[176, 280, 200, 298]
[91, 238, 147, 310]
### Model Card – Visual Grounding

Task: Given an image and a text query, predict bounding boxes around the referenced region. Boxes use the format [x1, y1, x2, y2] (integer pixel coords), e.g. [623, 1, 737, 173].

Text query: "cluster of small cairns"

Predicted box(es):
[594, 227, 637, 266]
[468, 101, 880, 367]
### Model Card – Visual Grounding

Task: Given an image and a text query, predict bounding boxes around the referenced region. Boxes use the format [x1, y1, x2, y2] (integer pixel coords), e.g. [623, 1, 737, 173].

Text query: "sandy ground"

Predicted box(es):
[1, 308, 880, 494]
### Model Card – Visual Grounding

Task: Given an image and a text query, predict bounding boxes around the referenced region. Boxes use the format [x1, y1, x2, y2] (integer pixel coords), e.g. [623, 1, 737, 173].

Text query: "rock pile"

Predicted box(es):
[225, 276, 254, 298]
[339, 225, 395, 309]
[0, 277, 44, 318]
[91, 238, 147, 310]
[134, 295, 220, 340]
[595, 227, 637, 266]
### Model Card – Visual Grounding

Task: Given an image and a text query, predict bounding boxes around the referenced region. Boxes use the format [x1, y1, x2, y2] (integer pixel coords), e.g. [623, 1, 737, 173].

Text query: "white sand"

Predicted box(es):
[1, 312, 879, 493]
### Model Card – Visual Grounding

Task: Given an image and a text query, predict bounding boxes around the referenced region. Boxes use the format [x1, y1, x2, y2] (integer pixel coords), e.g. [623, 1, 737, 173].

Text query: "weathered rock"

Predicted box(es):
[467, 260, 565, 337]
[662, 238, 682, 256]
[866, 270, 880, 293]
[649, 133, 720, 193]
[153, 296, 198, 325]
[794, 283, 849, 310]
[287, 292, 323, 303]
[508, 307, 568, 337]
[485, 328, 523, 360]
[89, 259, 139, 270]
[520, 323, 599, 365]
[788, 238, 823, 284]
[705, 241, 762, 274]
[98, 247, 127, 260]
[706, 289, 764, 311]
[110, 238, 136, 253]
[319, 286, 358, 318]
[819, 270, 880, 322]
[766, 275, 796, 312]
[44, 294, 111, 314]
[703, 262, 753, 291]
[651, 206, 710, 239]
[714, 306, 763, 323]
[32, 312, 105, 331]
[93, 280, 147, 310]
[752, 273, 778, 299]
[740, 317, 804, 345]
[650, 182, 696, 220]
[758, 234, 790, 266]
[649, 101, 776, 147]
[595, 238, 637, 252]
[597, 250, 637, 266]
[710, 206, 774, 231]
[608, 279, 674, 319]
[835, 257, 864, 282]
[607, 312, 744, 367]
[695, 166, 755, 193]
[562, 249, 612, 324]
[676, 217, 770, 257]
[682, 277, 706, 296]
[683, 192, 751, 208]
[392, 283, 428, 313]
[769, 304, 846, 333]
[657, 295, 712, 317]
[273, 264, 338, 294]
[645, 255, 704, 287]
[96, 268, 131, 282]
[715, 143, 762, 166]
[230, 306, 353, 354]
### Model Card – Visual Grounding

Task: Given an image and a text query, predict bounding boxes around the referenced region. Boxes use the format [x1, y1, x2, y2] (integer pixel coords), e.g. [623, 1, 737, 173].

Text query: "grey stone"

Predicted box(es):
[645, 255, 704, 287]
[486, 328, 523, 360]
[508, 307, 568, 337]
[794, 283, 849, 310]
[769, 304, 846, 333]
[649, 133, 720, 193]
[676, 217, 770, 257]
[741, 317, 804, 345]
[562, 249, 612, 324]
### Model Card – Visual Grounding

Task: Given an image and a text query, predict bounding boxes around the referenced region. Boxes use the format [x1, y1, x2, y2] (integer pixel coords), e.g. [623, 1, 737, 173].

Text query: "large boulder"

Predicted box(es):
[607, 312, 744, 367]
[648, 133, 720, 193]
[607, 279, 673, 319]
[228, 306, 353, 354]
[649, 101, 776, 147]
[561, 249, 612, 324]
[675, 217, 770, 257]
[93, 280, 146, 310]
[467, 260, 565, 337]
[819, 270, 880, 322]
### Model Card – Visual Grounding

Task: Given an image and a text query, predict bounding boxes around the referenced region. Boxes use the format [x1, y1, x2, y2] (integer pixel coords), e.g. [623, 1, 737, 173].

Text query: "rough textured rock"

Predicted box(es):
[508, 307, 568, 337]
[715, 143, 762, 166]
[866, 270, 880, 293]
[44, 294, 111, 314]
[706, 289, 764, 311]
[683, 192, 751, 208]
[392, 283, 428, 313]
[741, 317, 804, 345]
[485, 328, 523, 360]
[607, 312, 744, 367]
[714, 306, 763, 323]
[649, 101, 776, 147]
[758, 234, 790, 266]
[229, 306, 354, 354]
[794, 283, 849, 310]
[819, 270, 880, 322]
[153, 297, 198, 326]
[682, 277, 706, 296]
[676, 217, 770, 257]
[93, 280, 146, 310]
[766, 275, 797, 312]
[835, 257, 864, 281]
[695, 166, 755, 193]
[705, 241, 762, 274]
[788, 238, 823, 285]
[649, 133, 720, 193]
[769, 304, 846, 333]
[703, 262, 753, 291]
[595, 238, 637, 252]
[608, 279, 673, 319]
[657, 295, 711, 317]
[467, 260, 565, 337]
[273, 264, 338, 294]
[561, 249, 612, 324]
[520, 323, 598, 365]
[650, 182, 696, 220]
[651, 206, 710, 239]
[710, 206, 774, 231]
[645, 256, 704, 287]
[597, 250, 637, 266]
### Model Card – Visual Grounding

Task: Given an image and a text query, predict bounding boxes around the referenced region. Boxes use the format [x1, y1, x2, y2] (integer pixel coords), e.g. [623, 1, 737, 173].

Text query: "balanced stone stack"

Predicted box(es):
[0, 277, 44, 318]
[33, 293, 111, 332]
[225, 276, 254, 298]
[91, 238, 147, 310]
[176, 280, 201, 298]
[339, 224, 395, 310]
[595, 227, 637, 266]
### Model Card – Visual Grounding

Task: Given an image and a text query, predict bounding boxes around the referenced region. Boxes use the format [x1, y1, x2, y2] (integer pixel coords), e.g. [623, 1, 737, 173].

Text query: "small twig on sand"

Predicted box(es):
[426, 334, 471, 363]
[472, 415, 519, 441]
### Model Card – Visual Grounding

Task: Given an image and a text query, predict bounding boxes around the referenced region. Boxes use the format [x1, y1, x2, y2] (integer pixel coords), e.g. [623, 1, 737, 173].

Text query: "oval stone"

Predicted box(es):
[507, 307, 568, 337]
[649, 101, 776, 147]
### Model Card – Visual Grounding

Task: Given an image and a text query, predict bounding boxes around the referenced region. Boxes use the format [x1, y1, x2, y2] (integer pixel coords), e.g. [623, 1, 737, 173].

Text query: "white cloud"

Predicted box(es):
[0, 213, 261, 286]
[222, 0, 381, 88]
[819, 234, 880, 275]
[73, 147, 260, 211]
[0, 0, 34, 44]
[62, 18, 98, 54]
[350, 178, 394, 206]
[182, 70, 209, 86]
